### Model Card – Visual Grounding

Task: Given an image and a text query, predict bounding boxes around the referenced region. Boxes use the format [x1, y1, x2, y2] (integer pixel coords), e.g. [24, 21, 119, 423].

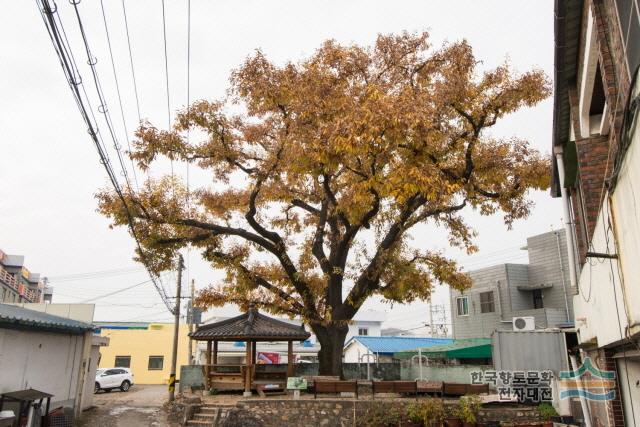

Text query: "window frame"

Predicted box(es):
[358, 328, 369, 336]
[479, 291, 495, 314]
[148, 355, 164, 371]
[114, 355, 131, 368]
[456, 296, 469, 316]
[532, 289, 544, 309]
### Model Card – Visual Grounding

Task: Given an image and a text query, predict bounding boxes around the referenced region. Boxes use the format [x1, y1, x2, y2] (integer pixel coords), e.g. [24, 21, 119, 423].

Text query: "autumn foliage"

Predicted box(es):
[97, 32, 551, 375]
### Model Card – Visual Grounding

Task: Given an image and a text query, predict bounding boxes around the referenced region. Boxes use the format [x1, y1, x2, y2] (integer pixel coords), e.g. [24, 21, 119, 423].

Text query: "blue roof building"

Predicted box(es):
[343, 336, 453, 363]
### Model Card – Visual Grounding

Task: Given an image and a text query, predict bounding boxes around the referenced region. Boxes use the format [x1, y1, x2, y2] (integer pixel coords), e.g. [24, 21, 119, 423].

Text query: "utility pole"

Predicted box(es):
[188, 279, 195, 365]
[168, 254, 184, 402]
[429, 300, 435, 337]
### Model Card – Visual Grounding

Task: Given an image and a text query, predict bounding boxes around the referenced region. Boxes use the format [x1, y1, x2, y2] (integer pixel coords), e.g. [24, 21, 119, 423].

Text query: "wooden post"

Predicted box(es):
[287, 341, 294, 377]
[212, 341, 218, 367]
[244, 340, 252, 396]
[251, 340, 257, 365]
[205, 340, 212, 390]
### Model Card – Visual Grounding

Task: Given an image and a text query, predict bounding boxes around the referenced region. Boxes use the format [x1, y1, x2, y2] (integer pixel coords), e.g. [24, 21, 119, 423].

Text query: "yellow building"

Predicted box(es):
[96, 322, 190, 384]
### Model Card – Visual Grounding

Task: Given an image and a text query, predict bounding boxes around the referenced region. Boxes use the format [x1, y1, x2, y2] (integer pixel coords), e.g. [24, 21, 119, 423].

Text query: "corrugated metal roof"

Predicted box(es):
[395, 338, 492, 359]
[346, 336, 453, 354]
[0, 303, 93, 334]
[190, 306, 310, 341]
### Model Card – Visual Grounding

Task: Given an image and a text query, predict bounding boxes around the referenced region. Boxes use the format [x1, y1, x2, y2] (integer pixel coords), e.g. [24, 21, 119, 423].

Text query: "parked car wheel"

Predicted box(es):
[94, 383, 100, 394]
[120, 380, 131, 392]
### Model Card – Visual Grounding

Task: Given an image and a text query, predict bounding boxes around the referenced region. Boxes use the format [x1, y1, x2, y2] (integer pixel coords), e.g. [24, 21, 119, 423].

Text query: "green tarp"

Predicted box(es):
[394, 338, 492, 360]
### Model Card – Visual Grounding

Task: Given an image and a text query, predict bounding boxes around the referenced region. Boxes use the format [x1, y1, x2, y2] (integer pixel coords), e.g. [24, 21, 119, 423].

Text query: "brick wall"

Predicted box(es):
[574, 134, 610, 241]
[601, 348, 626, 427]
[567, 0, 633, 259]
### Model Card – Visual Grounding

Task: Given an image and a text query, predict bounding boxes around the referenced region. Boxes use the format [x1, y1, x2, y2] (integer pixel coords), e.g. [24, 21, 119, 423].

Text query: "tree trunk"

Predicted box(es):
[313, 323, 349, 377]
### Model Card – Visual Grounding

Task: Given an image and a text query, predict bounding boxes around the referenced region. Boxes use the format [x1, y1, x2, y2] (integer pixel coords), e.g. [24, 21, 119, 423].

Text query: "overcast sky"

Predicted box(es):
[0, 0, 559, 332]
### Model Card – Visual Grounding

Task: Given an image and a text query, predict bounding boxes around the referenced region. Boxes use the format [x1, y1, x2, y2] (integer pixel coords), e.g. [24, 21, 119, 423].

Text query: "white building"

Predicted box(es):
[0, 303, 107, 422]
[552, 1, 640, 424]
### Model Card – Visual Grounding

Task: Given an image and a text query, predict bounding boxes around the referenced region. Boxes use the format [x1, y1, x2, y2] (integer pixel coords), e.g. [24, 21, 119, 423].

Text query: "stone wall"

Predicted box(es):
[218, 399, 543, 427]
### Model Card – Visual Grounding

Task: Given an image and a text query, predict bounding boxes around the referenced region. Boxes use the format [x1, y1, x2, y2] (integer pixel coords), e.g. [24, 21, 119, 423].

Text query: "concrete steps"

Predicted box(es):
[185, 403, 235, 427]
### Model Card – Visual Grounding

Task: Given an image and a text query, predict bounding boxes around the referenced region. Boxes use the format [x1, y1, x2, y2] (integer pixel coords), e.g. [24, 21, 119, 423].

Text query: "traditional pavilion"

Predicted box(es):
[189, 304, 311, 395]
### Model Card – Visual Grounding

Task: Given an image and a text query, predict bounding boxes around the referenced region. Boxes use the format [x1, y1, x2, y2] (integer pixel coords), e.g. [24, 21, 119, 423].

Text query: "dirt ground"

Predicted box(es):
[77, 384, 178, 427]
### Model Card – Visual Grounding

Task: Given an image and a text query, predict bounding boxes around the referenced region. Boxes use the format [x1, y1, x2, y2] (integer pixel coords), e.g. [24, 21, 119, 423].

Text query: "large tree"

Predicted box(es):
[97, 32, 550, 376]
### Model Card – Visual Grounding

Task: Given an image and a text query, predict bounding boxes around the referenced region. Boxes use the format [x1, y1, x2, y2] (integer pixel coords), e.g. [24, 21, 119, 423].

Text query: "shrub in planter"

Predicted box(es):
[537, 402, 558, 427]
[407, 398, 445, 427]
[357, 404, 402, 427]
[455, 395, 482, 427]
[444, 405, 462, 427]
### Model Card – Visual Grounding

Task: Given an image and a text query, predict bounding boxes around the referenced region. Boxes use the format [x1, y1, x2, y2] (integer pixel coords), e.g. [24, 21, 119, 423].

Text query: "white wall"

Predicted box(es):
[0, 328, 86, 408]
[343, 340, 374, 363]
[347, 320, 382, 342]
[616, 356, 640, 426]
[573, 198, 629, 348]
[610, 113, 640, 336]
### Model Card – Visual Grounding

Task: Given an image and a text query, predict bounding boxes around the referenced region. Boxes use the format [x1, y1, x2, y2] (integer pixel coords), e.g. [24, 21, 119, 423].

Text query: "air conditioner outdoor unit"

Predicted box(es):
[512, 316, 535, 332]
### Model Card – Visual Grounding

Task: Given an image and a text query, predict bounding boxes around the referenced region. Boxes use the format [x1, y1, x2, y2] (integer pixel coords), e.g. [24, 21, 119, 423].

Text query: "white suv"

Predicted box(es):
[95, 368, 134, 393]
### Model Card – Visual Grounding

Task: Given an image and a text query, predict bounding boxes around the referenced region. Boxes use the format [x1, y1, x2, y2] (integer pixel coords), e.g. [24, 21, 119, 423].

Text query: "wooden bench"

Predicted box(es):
[443, 382, 490, 396]
[305, 375, 340, 392]
[371, 381, 417, 399]
[417, 380, 444, 397]
[314, 380, 358, 399]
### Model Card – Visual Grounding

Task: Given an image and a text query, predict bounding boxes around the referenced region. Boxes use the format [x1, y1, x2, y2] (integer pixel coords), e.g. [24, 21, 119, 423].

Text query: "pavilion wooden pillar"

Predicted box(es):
[205, 340, 212, 389]
[287, 340, 294, 377]
[244, 340, 252, 396]
[212, 341, 218, 367]
[251, 340, 257, 365]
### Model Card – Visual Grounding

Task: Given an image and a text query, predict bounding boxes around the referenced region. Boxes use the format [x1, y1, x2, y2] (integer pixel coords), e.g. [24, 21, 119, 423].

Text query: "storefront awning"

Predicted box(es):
[394, 338, 492, 360]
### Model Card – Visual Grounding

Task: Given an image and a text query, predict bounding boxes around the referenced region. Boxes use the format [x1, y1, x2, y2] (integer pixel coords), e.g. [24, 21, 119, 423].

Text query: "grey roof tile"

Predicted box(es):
[190, 306, 310, 341]
[0, 303, 94, 334]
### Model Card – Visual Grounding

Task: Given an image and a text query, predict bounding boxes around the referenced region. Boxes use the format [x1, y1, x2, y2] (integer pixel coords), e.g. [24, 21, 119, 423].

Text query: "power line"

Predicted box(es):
[36, 0, 174, 314]
[160, 0, 173, 181]
[99, 0, 139, 189]
[79, 277, 158, 303]
[71, 0, 133, 191]
[47, 266, 144, 282]
[121, 0, 141, 123]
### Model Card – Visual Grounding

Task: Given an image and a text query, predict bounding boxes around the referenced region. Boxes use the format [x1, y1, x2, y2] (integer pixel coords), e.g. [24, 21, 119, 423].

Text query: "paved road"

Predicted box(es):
[77, 384, 178, 427]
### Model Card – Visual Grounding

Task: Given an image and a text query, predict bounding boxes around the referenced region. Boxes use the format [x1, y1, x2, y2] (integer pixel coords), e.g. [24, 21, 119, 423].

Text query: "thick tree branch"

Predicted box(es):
[312, 201, 331, 275]
[340, 197, 468, 318]
[208, 250, 307, 316]
[291, 199, 321, 215]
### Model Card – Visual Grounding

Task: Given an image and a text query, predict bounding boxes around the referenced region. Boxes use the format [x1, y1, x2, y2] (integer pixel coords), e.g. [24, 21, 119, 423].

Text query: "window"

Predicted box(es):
[533, 289, 544, 309]
[456, 297, 469, 316]
[615, 0, 640, 75]
[115, 355, 131, 368]
[104, 369, 120, 376]
[148, 356, 164, 370]
[479, 291, 495, 313]
[358, 328, 368, 336]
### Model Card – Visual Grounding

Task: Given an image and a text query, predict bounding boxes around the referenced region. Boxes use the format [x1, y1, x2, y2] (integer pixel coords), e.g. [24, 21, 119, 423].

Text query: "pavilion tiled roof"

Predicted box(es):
[190, 305, 311, 341]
